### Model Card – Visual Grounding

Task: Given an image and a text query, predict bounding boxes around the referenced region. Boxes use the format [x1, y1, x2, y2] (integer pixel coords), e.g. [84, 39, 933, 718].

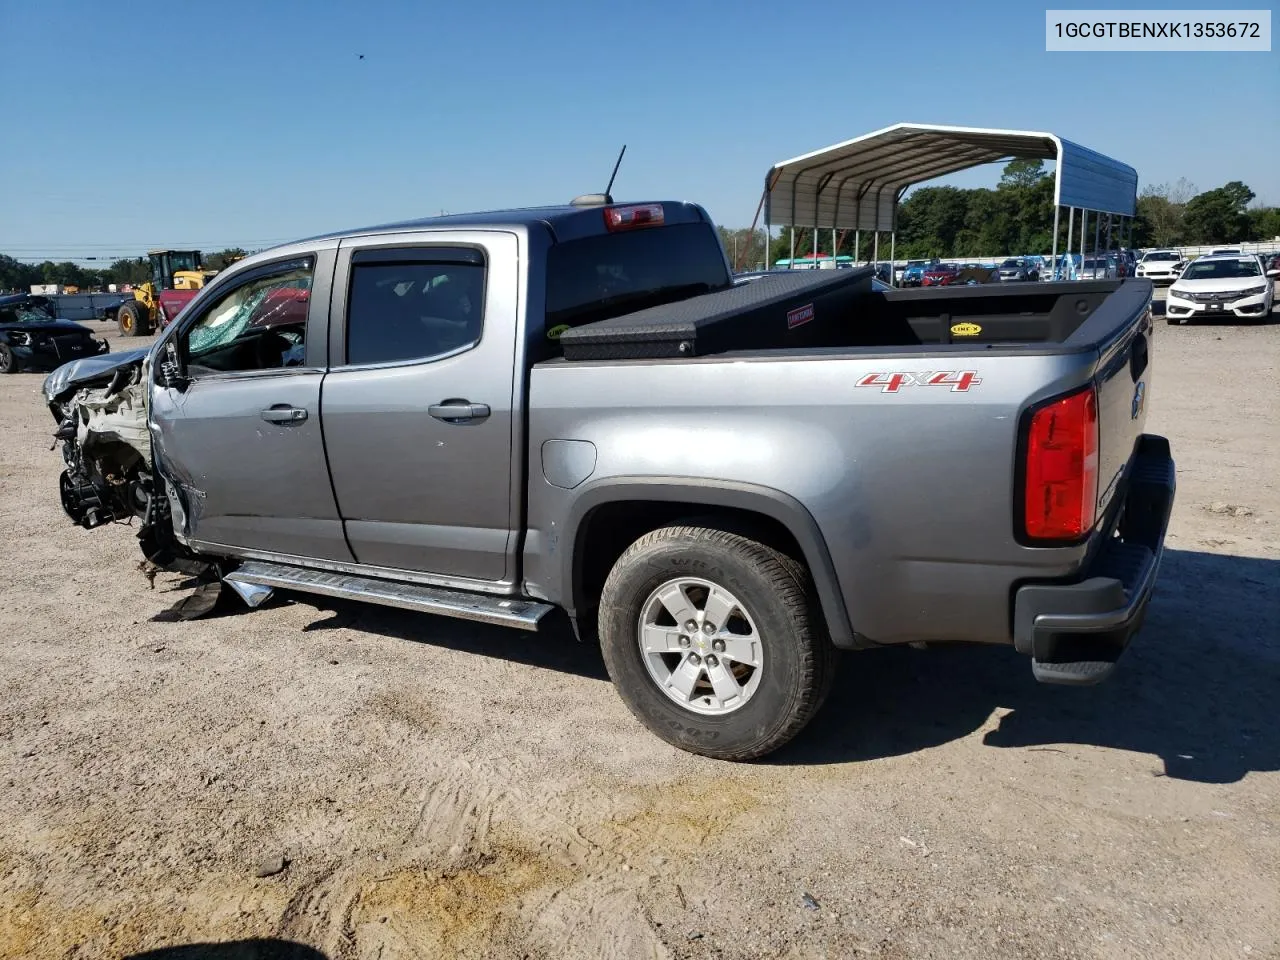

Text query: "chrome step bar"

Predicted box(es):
[223, 560, 554, 631]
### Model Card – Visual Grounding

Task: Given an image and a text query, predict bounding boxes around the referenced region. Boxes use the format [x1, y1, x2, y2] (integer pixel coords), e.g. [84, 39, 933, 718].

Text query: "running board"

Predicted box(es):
[223, 560, 554, 631]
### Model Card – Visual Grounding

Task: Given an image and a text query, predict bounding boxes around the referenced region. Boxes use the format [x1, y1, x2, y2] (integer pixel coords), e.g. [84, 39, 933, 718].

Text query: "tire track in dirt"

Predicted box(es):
[276, 757, 661, 958]
[275, 756, 772, 958]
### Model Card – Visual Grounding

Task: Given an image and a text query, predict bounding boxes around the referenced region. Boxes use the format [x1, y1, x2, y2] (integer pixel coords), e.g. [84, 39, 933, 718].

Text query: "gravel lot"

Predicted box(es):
[1, 292, 1277, 960]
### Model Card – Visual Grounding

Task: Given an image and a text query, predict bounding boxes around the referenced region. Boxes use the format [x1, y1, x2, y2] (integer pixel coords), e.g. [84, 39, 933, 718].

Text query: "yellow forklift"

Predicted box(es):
[116, 250, 221, 337]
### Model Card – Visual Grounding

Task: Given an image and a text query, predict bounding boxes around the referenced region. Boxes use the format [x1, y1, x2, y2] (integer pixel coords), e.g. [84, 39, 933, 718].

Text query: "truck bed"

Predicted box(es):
[529, 274, 1155, 649]
[557, 275, 1150, 361]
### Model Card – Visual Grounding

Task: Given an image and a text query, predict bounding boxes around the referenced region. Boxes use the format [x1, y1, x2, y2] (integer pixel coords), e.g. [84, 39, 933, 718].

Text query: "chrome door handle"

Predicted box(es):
[428, 401, 490, 423]
[261, 405, 308, 424]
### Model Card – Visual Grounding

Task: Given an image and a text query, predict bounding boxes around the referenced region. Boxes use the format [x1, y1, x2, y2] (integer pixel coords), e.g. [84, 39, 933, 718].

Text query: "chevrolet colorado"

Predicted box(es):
[41, 198, 1175, 760]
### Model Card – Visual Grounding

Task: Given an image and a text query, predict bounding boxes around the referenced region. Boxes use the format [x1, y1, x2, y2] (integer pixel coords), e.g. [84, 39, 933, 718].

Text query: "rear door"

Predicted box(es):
[319, 231, 522, 586]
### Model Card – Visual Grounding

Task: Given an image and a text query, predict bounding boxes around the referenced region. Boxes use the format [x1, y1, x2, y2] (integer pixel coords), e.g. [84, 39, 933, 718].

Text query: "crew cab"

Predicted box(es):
[42, 199, 1175, 761]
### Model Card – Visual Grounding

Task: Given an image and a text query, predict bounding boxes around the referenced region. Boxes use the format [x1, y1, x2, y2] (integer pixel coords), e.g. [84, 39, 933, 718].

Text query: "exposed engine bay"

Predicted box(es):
[44, 350, 209, 577]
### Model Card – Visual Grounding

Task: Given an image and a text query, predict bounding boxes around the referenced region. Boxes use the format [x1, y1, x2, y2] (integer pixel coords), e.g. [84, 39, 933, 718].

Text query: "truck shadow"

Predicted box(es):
[775, 548, 1278, 783]
[125, 940, 327, 960]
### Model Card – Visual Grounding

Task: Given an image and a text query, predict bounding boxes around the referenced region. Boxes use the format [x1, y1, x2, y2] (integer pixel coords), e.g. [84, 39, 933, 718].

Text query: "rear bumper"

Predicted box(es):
[1013, 434, 1176, 686]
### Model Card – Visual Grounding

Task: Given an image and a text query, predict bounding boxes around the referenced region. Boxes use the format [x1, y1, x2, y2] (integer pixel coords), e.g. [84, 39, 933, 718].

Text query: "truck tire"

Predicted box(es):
[117, 301, 151, 338]
[0, 342, 19, 374]
[598, 525, 835, 761]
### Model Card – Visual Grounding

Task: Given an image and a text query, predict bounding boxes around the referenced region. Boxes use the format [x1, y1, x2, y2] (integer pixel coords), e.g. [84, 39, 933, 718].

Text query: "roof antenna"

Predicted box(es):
[572, 145, 626, 206]
[604, 144, 626, 201]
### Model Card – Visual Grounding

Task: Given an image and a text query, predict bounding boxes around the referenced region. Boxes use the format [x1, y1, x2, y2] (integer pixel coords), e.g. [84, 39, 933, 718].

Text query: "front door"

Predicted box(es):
[319, 231, 520, 585]
[150, 247, 353, 562]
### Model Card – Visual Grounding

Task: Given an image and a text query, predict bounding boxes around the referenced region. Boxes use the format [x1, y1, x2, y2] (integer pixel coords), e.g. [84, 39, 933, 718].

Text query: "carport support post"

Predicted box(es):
[873, 231, 879, 269]
[889, 232, 896, 286]
[1051, 205, 1061, 277]
[854, 230, 860, 264]
[813, 227, 818, 263]
[1065, 207, 1075, 279]
[789, 227, 796, 266]
[1094, 213, 1101, 259]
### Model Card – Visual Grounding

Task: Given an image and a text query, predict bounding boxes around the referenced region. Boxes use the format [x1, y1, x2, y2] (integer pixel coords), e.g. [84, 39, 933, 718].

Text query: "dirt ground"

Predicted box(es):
[1, 292, 1277, 960]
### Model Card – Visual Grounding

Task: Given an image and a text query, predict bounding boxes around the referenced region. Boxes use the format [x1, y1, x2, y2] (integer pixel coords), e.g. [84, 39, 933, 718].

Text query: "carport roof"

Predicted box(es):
[765, 123, 1137, 231]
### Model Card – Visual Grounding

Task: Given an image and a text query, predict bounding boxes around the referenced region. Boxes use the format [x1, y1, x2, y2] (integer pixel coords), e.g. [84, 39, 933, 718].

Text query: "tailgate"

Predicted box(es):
[1091, 291, 1153, 522]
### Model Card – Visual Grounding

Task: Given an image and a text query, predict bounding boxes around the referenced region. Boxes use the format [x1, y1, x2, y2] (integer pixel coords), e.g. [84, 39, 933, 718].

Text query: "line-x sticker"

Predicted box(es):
[855, 371, 982, 393]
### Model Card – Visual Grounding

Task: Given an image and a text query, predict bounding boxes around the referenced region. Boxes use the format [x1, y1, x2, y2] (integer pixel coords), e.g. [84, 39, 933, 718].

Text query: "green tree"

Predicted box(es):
[38, 261, 95, 288]
[895, 185, 970, 257]
[1246, 206, 1280, 242]
[998, 158, 1048, 190]
[718, 228, 768, 270]
[203, 248, 248, 271]
[107, 257, 152, 285]
[1132, 179, 1195, 248]
[0, 254, 40, 293]
[1182, 181, 1254, 244]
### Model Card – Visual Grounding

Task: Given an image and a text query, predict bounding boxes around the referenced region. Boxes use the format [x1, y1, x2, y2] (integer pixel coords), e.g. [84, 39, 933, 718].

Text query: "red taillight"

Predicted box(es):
[603, 204, 664, 232]
[1023, 384, 1099, 541]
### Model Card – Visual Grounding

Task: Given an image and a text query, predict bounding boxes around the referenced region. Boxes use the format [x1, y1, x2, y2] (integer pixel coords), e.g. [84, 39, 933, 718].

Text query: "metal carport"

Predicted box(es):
[754, 123, 1138, 280]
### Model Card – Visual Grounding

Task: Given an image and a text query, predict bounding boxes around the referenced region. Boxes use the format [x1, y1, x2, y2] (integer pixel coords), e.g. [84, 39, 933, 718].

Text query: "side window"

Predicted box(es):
[346, 258, 485, 366]
[183, 259, 313, 377]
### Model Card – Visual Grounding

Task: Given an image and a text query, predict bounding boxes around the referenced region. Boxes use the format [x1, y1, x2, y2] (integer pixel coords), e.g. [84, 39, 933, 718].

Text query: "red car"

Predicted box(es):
[921, 263, 962, 286]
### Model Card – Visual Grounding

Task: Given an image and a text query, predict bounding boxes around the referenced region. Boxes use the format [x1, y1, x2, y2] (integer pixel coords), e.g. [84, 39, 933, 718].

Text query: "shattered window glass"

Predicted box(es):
[0, 298, 57, 323]
[184, 260, 312, 376]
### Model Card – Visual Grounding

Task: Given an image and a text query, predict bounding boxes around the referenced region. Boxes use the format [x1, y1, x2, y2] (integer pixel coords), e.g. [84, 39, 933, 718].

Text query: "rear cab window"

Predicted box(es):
[344, 247, 486, 366]
[544, 223, 730, 343]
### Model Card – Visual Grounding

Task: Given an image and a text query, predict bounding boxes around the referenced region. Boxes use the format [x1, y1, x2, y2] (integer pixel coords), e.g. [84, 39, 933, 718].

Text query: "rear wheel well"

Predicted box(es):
[574, 500, 815, 624]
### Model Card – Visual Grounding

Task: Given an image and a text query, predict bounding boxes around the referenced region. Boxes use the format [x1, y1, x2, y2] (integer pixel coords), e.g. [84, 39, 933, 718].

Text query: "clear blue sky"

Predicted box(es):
[1, 0, 1275, 261]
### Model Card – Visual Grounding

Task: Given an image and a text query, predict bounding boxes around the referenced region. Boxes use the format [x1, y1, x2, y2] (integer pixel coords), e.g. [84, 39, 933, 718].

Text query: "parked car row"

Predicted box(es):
[900, 259, 941, 286]
[1137, 249, 1280, 285]
[921, 262, 1001, 286]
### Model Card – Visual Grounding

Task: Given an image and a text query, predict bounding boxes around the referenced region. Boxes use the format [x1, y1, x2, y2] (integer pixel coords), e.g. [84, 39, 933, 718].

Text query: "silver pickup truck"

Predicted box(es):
[42, 198, 1175, 760]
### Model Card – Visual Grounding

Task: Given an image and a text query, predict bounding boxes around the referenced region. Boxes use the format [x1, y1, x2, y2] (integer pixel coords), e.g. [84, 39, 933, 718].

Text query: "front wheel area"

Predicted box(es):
[599, 525, 835, 761]
[0, 342, 19, 374]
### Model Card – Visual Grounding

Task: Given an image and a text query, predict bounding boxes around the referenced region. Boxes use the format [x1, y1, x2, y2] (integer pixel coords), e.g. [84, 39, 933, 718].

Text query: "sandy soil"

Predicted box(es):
[1, 296, 1277, 960]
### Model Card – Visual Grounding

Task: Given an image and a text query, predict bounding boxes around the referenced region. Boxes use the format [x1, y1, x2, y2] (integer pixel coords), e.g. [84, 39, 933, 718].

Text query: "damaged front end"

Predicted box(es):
[44, 350, 206, 576]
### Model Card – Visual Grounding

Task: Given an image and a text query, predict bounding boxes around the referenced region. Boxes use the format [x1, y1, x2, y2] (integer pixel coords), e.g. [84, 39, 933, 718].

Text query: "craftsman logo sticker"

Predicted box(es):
[786, 303, 815, 329]
[855, 371, 983, 393]
[950, 322, 982, 336]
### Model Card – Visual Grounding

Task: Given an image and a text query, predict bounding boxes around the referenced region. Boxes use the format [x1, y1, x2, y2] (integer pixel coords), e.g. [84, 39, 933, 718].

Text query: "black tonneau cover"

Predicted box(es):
[558, 268, 873, 361]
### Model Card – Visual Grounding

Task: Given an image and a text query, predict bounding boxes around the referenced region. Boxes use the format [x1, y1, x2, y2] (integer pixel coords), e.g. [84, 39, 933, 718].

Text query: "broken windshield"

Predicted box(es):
[0, 298, 58, 324]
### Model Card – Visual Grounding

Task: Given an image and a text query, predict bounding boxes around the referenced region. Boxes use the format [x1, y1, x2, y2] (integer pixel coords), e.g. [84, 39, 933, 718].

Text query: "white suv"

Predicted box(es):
[1136, 250, 1184, 284]
[1166, 255, 1274, 324]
